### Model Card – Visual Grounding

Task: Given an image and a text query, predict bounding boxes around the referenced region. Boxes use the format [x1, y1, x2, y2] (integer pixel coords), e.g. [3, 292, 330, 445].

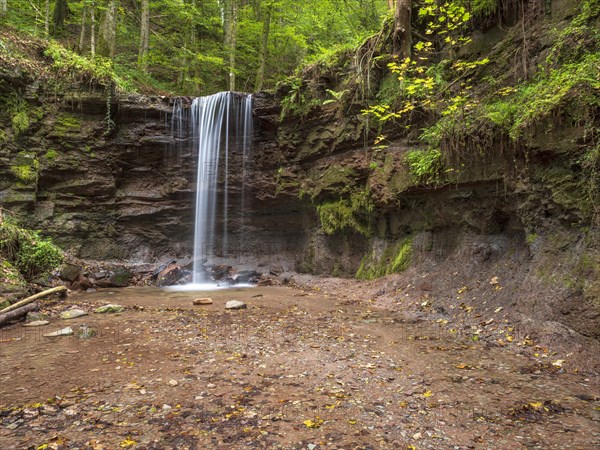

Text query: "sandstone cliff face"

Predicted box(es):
[0, 89, 197, 262]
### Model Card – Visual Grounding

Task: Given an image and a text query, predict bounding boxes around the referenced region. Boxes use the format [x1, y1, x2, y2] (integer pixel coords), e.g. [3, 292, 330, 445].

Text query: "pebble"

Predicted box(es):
[23, 320, 49, 327]
[44, 327, 74, 337]
[94, 304, 124, 314]
[60, 309, 88, 320]
[193, 298, 213, 305]
[225, 300, 247, 310]
[207, 383, 216, 389]
[168, 379, 178, 386]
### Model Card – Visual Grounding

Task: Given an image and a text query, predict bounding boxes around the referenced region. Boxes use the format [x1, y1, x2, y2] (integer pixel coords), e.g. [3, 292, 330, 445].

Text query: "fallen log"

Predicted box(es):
[0, 302, 38, 326]
[0, 286, 67, 315]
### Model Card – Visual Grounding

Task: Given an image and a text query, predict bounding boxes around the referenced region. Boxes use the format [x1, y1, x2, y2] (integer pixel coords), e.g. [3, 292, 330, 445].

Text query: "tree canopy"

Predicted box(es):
[0, 0, 390, 95]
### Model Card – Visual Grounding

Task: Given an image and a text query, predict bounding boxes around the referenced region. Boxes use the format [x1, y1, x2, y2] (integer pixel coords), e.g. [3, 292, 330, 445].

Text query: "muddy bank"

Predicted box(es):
[1, 284, 599, 449]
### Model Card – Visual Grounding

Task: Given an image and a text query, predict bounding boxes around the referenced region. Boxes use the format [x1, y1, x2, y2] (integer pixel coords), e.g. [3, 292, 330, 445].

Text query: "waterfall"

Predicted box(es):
[173, 92, 253, 285]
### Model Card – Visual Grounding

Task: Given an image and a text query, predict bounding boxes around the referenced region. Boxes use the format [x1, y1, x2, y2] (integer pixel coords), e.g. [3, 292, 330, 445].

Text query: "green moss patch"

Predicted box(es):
[356, 237, 413, 280]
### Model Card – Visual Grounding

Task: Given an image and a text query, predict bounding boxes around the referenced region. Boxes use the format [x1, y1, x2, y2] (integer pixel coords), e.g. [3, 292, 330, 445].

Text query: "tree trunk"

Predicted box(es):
[99, 0, 118, 58]
[139, 0, 150, 73]
[45, 0, 50, 36]
[394, 0, 411, 58]
[78, 6, 87, 53]
[254, 4, 271, 92]
[223, 0, 238, 91]
[52, 0, 69, 35]
[0, 303, 38, 326]
[0, 0, 6, 15]
[90, 2, 96, 56]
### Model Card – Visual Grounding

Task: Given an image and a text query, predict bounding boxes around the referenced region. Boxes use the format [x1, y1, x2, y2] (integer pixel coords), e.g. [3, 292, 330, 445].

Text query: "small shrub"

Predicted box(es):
[0, 219, 64, 279]
[405, 148, 444, 185]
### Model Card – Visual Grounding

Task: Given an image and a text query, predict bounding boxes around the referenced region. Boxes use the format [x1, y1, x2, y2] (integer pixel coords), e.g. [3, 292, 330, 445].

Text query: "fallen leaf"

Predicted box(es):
[304, 418, 324, 429]
[120, 438, 136, 448]
[422, 390, 433, 398]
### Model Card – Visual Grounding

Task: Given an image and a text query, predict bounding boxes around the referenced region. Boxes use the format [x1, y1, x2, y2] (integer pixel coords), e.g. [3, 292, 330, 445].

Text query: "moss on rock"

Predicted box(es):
[356, 237, 413, 280]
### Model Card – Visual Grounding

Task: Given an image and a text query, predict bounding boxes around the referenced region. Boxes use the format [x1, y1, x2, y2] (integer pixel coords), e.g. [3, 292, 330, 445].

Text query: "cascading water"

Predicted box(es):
[171, 92, 253, 287]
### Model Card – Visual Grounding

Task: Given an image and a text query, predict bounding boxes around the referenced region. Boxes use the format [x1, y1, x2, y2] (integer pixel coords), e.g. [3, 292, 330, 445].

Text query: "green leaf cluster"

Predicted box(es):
[0, 219, 64, 279]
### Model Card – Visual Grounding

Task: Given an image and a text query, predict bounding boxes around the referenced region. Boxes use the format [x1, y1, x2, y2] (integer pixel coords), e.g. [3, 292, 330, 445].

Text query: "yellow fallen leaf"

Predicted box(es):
[506, 335, 514, 342]
[348, 419, 357, 425]
[120, 438, 136, 448]
[422, 390, 433, 398]
[529, 402, 543, 409]
[304, 418, 324, 429]
[552, 359, 564, 367]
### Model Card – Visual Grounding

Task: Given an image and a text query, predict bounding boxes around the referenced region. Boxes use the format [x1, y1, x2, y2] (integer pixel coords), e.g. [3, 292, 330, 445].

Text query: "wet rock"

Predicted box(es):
[211, 265, 233, 281]
[112, 268, 132, 287]
[77, 324, 96, 339]
[278, 272, 296, 284]
[26, 311, 48, 322]
[44, 327, 74, 337]
[225, 300, 247, 310]
[94, 304, 125, 314]
[59, 263, 82, 282]
[23, 320, 50, 327]
[92, 268, 132, 288]
[60, 308, 88, 320]
[156, 263, 183, 287]
[70, 274, 95, 291]
[193, 298, 213, 305]
[235, 270, 260, 284]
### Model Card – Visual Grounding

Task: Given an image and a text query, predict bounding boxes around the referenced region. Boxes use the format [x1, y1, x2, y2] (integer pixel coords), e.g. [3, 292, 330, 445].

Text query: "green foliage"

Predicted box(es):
[53, 114, 81, 135]
[10, 164, 37, 183]
[356, 237, 413, 280]
[405, 148, 444, 185]
[280, 77, 321, 118]
[2, 94, 30, 135]
[317, 190, 374, 236]
[1, 0, 389, 95]
[45, 149, 58, 160]
[0, 219, 64, 279]
[484, 52, 600, 140]
[44, 41, 127, 90]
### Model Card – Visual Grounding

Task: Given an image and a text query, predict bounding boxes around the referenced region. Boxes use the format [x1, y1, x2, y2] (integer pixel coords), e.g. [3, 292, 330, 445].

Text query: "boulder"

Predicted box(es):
[59, 263, 82, 282]
[235, 270, 260, 284]
[225, 300, 247, 310]
[156, 263, 183, 287]
[193, 298, 213, 305]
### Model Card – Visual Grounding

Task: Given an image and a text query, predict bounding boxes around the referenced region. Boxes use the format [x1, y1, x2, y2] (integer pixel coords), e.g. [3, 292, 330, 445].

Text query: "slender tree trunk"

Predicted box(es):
[52, 0, 69, 35]
[223, 0, 238, 91]
[254, 4, 271, 92]
[100, 0, 118, 59]
[90, 2, 96, 56]
[79, 6, 87, 53]
[139, 0, 150, 73]
[45, 0, 50, 36]
[394, 0, 411, 58]
[0, 0, 6, 15]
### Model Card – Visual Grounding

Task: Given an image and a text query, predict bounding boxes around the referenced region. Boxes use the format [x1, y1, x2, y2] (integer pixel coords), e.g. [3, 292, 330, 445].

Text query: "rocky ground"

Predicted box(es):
[0, 283, 599, 449]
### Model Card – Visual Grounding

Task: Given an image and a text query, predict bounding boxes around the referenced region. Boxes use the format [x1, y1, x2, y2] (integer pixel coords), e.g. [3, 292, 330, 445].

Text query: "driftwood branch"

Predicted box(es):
[0, 286, 67, 315]
[0, 302, 38, 326]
